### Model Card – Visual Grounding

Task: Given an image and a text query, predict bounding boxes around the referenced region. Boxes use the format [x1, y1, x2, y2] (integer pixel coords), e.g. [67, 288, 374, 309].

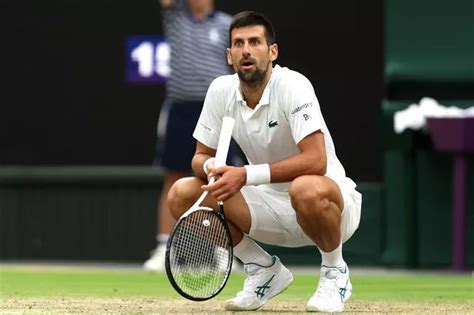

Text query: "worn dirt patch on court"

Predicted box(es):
[2, 297, 473, 314]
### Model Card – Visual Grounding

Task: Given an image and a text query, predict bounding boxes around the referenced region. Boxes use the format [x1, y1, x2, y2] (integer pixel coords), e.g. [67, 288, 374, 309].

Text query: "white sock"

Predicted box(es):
[233, 235, 273, 266]
[319, 242, 345, 267]
[156, 234, 169, 246]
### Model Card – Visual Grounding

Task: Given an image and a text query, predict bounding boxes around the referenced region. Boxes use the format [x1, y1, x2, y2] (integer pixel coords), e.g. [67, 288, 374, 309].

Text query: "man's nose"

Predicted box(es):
[242, 42, 251, 56]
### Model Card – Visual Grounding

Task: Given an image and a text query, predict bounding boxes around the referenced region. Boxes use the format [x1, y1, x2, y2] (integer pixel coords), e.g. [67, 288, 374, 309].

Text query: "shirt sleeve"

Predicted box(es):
[284, 77, 324, 144]
[192, 78, 227, 149]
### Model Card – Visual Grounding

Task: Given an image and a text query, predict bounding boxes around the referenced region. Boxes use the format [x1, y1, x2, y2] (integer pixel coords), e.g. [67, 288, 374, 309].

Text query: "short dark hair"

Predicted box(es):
[229, 11, 276, 46]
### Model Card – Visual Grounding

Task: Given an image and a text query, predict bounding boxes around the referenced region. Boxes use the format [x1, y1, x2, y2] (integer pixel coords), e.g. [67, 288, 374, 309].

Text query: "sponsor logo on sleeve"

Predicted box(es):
[200, 122, 213, 133]
[290, 102, 313, 115]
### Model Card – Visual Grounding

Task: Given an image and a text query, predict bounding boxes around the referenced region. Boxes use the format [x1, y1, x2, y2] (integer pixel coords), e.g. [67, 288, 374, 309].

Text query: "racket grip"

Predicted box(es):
[214, 117, 235, 168]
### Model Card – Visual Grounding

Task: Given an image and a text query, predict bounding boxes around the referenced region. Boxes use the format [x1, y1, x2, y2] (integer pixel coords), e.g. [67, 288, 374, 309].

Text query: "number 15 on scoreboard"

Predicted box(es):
[125, 36, 170, 85]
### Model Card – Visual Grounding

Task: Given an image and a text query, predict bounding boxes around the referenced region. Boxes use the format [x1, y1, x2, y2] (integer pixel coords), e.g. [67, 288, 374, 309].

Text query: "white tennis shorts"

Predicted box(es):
[240, 182, 362, 247]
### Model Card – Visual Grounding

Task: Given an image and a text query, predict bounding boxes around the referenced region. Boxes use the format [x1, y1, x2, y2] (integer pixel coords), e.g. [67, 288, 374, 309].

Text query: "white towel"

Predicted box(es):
[393, 97, 474, 134]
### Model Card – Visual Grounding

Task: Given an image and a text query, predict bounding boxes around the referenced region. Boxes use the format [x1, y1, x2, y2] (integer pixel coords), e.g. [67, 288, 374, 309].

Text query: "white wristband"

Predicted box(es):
[203, 157, 215, 175]
[244, 164, 271, 186]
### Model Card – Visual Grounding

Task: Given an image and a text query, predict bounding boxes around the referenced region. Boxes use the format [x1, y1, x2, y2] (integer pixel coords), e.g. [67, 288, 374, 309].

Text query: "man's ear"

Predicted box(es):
[270, 43, 278, 62]
[226, 48, 233, 66]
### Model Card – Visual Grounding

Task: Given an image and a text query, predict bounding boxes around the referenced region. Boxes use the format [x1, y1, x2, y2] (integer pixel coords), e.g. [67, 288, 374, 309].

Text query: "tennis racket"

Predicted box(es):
[165, 116, 235, 301]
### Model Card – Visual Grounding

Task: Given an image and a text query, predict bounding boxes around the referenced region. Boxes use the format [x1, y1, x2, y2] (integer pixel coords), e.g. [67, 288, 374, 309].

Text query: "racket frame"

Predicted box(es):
[165, 116, 235, 301]
[165, 200, 233, 301]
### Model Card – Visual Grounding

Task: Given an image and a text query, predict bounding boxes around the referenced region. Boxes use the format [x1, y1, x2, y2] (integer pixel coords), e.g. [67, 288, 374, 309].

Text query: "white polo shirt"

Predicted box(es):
[193, 65, 356, 192]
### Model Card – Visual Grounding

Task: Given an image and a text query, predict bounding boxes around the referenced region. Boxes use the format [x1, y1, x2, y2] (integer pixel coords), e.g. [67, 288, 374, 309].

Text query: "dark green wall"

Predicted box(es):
[0, 167, 161, 262]
[0, 167, 385, 266]
[1, 166, 472, 268]
[381, 0, 474, 269]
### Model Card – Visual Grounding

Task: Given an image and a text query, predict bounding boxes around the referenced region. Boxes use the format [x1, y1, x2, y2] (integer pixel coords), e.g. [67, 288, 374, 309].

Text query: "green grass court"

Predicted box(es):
[1, 265, 473, 314]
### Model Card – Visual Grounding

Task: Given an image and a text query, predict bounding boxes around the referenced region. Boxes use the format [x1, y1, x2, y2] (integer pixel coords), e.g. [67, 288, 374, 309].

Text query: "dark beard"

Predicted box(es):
[237, 67, 267, 84]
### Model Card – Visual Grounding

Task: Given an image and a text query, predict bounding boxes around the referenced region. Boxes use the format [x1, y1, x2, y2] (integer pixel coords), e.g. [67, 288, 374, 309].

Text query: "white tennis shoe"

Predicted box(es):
[306, 264, 352, 313]
[225, 256, 293, 311]
[143, 244, 166, 272]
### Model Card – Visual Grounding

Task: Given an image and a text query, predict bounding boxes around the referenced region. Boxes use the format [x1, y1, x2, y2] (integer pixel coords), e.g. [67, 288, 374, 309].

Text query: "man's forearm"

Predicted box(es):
[268, 130, 327, 183]
[269, 152, 326, 183]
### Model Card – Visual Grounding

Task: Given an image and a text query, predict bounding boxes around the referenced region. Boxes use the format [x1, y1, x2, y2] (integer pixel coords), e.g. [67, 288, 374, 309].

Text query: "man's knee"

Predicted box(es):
[167, 177, 203, 219]
[289, 176, 335, 218]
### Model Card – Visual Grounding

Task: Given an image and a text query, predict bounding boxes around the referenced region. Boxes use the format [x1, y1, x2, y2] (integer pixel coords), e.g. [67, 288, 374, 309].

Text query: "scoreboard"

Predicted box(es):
[126, 36, 170, 84]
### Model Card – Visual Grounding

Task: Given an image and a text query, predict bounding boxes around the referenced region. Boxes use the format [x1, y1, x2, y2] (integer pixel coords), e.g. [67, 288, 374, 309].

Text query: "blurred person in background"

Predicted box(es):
[144, 0, 233, 271]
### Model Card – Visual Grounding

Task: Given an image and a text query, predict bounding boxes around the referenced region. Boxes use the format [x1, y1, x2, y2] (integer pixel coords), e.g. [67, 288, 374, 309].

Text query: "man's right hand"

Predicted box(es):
[203, 166, 246, 201]
[159, 0, 175, 8]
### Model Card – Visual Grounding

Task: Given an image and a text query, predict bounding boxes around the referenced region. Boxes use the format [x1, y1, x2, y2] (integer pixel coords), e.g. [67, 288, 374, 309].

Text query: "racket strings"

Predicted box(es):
[169, 209, 231, 298]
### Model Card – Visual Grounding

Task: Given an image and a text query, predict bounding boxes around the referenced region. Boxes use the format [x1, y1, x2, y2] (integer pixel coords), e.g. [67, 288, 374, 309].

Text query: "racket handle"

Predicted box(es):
[214, 117, 235, 168]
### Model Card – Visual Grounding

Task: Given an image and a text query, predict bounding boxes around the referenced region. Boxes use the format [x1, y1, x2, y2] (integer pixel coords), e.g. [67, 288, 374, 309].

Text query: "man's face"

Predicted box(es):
[227, 25, 278, 84]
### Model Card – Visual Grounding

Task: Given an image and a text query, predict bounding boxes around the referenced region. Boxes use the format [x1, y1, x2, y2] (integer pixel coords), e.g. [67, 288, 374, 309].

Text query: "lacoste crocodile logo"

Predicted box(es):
[268, 120, 278, 128]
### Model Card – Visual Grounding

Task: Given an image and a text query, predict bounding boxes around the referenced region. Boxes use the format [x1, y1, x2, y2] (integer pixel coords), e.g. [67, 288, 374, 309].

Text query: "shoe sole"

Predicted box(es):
[306, 285, 351, 312]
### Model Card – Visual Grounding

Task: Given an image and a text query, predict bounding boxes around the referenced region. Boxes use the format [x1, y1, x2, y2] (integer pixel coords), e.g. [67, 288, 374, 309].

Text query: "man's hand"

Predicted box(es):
[159, 0, 175, 8]
[202, 166, 246, 201]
